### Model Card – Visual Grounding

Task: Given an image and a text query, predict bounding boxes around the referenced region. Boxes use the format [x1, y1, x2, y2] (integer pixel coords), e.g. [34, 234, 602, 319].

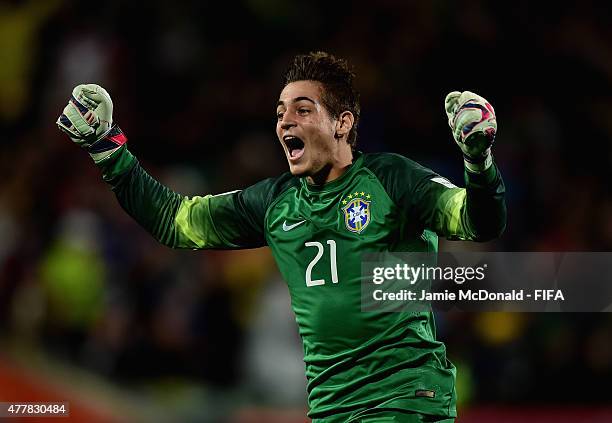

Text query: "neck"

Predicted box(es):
[307, 144, 354, 185]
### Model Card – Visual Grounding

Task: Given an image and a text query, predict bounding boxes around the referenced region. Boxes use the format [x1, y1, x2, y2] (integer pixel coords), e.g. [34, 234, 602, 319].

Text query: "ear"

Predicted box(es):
[334, 111, 355, 140]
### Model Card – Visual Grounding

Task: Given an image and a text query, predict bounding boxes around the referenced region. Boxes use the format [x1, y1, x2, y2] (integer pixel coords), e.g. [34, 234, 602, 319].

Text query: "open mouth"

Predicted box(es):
[283, 136, 305, 161]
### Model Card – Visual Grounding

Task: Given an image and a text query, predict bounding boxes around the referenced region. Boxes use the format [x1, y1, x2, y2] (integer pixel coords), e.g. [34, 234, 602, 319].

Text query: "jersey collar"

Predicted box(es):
[301, 151, 364, 193]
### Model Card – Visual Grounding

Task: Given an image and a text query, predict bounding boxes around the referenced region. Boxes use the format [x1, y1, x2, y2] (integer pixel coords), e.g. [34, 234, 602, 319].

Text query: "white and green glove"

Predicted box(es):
[445, 90, 497, 172]
[57, 84, 127, 164]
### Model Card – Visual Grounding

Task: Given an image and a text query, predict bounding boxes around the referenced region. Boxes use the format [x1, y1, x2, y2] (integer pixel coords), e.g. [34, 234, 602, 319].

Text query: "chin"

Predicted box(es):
[287, 160, 311, 177]
[288, 165, 308, 176]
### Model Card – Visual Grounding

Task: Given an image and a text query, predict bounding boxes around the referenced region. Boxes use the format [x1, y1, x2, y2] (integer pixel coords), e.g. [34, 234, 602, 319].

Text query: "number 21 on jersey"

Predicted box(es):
[304, 240, 338, 287]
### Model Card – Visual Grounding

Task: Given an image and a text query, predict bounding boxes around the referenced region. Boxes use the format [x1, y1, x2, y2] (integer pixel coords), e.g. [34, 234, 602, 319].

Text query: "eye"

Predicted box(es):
[298, 108, 310, 115]
[276, 111, 284, 120]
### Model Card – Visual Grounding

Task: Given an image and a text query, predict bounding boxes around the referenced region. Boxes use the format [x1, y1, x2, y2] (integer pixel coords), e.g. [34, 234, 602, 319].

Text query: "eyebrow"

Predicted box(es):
[276, 96, 317, 107]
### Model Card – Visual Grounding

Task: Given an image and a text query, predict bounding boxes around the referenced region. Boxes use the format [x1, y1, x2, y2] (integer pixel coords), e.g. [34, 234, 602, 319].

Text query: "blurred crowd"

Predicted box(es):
[1, 0, 611, 418]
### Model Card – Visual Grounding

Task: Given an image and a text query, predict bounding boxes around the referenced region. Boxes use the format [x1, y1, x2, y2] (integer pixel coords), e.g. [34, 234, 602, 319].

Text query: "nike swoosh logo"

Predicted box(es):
[282, 220, 306, 231]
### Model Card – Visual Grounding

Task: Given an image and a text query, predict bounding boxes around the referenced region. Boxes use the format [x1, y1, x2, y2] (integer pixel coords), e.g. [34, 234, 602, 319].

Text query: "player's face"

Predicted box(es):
[276, 81, 338, 178]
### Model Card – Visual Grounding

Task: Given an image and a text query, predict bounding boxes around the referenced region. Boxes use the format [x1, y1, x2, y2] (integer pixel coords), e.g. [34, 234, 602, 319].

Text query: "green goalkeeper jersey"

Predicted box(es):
[101, 148, 506, 421]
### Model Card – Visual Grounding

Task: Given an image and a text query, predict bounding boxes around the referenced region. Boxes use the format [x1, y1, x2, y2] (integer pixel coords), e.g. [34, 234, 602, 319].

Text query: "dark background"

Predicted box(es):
[0, 0, 611, 421]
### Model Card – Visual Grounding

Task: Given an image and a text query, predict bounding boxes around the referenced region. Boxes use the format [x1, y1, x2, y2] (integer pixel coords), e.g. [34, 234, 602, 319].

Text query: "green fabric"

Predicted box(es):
[100, 147, 298, 248]
[100, 146, 136, 181]
[100, 149, 506, 421]
[342, 409, 456, 422]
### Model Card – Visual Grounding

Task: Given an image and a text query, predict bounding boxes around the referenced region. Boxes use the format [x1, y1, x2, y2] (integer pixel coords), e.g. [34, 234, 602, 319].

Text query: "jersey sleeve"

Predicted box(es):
[366, 153, 506, 241]
[408, 161, 507, 241]
[98, 146, 283, 249]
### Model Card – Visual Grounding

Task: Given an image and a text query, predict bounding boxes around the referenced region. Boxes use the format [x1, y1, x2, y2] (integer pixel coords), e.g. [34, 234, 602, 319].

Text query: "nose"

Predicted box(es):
[279, 114, 296, 131]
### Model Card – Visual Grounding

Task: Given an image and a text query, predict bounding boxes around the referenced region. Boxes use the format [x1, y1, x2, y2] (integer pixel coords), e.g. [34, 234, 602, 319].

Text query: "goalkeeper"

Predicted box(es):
[57, 52, 505, 423]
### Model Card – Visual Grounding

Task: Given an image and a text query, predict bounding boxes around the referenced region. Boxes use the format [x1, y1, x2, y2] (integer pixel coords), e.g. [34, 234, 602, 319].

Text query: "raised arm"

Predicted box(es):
[368, 91, 506, 242]
[57, 84, 272, 250]
[410, 162, 506, 242]
[415, 90, 506, 241]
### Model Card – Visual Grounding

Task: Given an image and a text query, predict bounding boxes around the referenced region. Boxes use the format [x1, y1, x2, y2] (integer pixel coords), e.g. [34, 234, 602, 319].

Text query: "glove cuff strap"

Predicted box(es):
[87, 124, 128, 164]
[464, 152, 493, 173]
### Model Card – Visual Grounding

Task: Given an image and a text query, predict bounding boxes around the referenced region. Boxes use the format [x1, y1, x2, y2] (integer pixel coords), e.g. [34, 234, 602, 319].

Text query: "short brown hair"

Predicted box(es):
[283, 51, 361, 148]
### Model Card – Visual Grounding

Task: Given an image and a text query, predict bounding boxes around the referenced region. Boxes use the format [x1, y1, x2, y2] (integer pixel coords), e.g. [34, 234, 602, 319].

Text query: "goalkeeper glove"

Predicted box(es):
[444, 90, 497, 172]
[57, 84, 127, 164]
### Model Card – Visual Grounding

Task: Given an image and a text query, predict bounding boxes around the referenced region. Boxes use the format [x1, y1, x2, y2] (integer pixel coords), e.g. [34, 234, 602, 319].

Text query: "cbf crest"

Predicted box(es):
[341, 191, 372, 233]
